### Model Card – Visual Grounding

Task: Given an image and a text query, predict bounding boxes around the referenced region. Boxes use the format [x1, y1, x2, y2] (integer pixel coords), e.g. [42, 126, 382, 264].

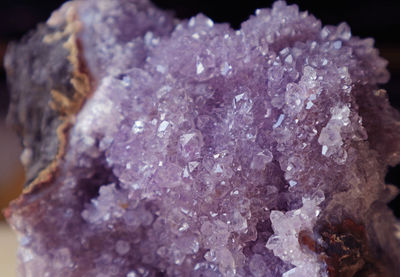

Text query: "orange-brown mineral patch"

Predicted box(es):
[299, 219, 392, 277]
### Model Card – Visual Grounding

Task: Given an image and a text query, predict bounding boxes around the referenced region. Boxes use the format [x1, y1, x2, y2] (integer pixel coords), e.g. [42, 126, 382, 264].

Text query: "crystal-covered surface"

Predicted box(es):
[6, 0, 400, 276]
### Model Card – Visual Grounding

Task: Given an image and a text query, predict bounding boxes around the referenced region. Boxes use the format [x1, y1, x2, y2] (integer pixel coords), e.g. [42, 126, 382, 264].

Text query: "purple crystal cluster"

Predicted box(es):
[4, 0, 400, 276]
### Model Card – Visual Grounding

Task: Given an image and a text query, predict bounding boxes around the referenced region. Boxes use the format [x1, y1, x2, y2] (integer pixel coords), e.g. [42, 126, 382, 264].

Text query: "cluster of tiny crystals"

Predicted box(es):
[9, 1, 400, 277]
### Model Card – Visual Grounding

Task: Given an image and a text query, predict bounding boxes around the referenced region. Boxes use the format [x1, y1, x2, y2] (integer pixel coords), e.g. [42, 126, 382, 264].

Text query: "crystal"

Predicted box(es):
[4, 0, 400, 276]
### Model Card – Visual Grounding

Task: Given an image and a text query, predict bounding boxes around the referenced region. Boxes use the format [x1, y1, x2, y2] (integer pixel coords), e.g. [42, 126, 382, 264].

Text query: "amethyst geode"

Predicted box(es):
[4, 0, 400, 276]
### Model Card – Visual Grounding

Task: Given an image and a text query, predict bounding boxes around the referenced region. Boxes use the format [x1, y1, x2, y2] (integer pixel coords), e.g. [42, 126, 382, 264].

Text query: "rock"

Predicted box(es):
[4, 1, 400, 276]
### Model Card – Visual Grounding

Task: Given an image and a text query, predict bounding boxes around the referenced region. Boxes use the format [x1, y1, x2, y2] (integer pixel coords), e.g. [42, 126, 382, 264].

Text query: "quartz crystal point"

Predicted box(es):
[4, 0, 400, 276]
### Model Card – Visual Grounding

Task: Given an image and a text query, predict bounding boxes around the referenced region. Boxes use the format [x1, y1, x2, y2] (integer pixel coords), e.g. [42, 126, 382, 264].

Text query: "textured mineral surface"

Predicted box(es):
[4, 0, 400, 276]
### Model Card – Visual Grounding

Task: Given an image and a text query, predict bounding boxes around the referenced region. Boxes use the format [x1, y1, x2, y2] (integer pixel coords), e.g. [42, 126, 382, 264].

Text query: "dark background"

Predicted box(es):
[0, 0, 399, 215]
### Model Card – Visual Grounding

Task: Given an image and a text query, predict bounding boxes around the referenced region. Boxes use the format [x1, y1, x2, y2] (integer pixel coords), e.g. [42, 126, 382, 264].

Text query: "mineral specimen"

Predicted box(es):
[4, 0, 400, 276]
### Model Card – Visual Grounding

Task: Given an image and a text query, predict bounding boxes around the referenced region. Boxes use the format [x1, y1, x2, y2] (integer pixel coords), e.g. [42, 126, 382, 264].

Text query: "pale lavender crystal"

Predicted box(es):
[5, 0, 400, 276]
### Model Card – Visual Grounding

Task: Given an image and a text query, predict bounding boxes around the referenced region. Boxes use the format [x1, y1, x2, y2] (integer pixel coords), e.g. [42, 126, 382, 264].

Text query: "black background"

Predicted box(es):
[0, 0, 399, 215]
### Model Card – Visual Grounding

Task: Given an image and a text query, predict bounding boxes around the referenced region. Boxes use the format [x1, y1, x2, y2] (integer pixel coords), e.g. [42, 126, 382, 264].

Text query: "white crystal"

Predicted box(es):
[196, 61, 205, 74]
[132, 120, 144, 134]
[158, 120, 170, 132]
[273, 114, 285, 128]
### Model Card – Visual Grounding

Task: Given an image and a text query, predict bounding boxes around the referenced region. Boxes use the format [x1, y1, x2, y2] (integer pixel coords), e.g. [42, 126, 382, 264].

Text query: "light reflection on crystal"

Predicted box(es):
[5, 0, 400, 276]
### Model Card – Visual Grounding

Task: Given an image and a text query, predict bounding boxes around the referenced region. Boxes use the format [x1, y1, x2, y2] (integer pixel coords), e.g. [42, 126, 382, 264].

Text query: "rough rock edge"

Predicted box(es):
[4, 4, 91, 215]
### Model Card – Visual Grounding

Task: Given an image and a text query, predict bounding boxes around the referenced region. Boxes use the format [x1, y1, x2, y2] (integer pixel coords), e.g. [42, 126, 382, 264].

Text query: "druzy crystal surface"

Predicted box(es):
[4, 0, 400, 276]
